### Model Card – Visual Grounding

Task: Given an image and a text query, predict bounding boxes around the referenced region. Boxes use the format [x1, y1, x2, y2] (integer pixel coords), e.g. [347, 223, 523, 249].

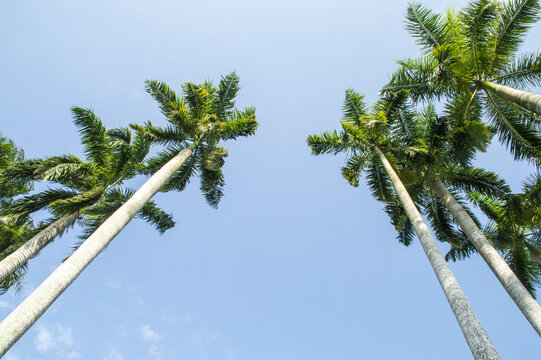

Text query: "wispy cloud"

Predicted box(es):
[104, 346, 124, 360]
[105, 277, 122, 290]
[34, 324, 80, 358]
[140, 325, 160, 342]
[139, 325, 163, 359]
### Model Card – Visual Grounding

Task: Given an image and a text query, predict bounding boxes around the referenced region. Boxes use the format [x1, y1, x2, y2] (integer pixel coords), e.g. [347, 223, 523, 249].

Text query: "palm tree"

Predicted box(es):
[307, 90, 500, 360]
[382, 0, 541, 163]
[383, 101, 541, 335]
[0, 72, 257, 356]
[0, 108, 174, 291]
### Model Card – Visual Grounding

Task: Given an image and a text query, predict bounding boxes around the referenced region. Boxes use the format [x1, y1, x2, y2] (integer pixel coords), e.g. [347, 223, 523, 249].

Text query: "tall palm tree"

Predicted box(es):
[0, 108, 174, 291]
[383, 101, 541, 335]
[307, 90, 500, 360]
[382, 0, 541, 163]
[0, 72, 257, 355]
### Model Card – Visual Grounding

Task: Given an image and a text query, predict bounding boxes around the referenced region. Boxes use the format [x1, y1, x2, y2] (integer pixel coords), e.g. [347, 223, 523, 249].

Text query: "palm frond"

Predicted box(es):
[71, 107, 110, 166]
[460, 0, 498, 77]
[307, 130, 353, 156]
[443, 166, 511, 197]
[405, 3, 446, 52]
[341, 151, 371, 187]
[213, 72, 240, 120]
[137, 200, 175, 234]
[484, 91, 541, 163]
[183, 82, 212, 120]
[130, 121, 187, 147]
[199, 165, 225, 209]
[49, 187, 103, 216]
[1, 188, 79, 218]
[492, 51, 541, 88]
[342, 89, 367, 122]
[216, 107, 258, 140]
[491, 0, 541, 71]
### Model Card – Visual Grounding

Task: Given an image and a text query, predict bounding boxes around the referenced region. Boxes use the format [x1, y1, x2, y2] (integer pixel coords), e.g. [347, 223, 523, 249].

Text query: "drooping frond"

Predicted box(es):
[49, 187, 104, 216]
[484, 91, 541, 163]
[503, 242, 541, 297]
[384, 200, 415, 246]
[443, 166, 511, 197]
[491, 0, 541, 71]
[138, 200, 175, 234]
[405, 3, 446, 52]
[71, 107, 109, 167]
[365, 157, 394, 203]
[160, 154, 198, 192]
[446, 232, 477, 261]
[199, 164, 225, 209]
[424, 194, 463, 246]
[341, 151, 371, 187]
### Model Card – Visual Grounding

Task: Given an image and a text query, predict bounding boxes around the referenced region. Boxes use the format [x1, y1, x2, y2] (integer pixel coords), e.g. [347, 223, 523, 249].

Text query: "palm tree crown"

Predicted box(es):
[382, 0, 541, 163]
[132, 72, 258, 207]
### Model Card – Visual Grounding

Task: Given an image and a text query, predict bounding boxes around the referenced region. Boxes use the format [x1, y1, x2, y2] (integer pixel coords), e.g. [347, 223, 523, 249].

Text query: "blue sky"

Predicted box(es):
[1, 0, 540, 359]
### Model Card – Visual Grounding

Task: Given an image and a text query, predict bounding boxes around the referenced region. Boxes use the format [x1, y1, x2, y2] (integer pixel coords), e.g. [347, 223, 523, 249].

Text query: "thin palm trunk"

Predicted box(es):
[0, 212, 79, 284]
[0, 146, 195, 356]
[431, 179, 541, 336]
[481, 81, 541, 115]
[375, 147, 500, 360]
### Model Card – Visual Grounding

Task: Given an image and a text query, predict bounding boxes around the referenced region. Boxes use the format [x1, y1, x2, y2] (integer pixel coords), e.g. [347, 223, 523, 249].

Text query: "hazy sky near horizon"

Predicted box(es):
[1, 0, 540, 359]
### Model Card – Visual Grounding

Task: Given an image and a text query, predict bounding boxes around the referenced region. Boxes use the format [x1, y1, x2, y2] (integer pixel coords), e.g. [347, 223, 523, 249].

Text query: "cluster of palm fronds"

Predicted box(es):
[0, 72, 257, 295]
[309, 0, 541, 356]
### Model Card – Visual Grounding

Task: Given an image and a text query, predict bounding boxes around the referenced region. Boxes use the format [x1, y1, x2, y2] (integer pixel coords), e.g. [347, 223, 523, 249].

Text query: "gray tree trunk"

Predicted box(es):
[375, 148, 501, 360]
[0, 147, 194, 356]
[431, 179, 541, 336]
[0, 212, 79, 284]
[482, 81, 541, 115]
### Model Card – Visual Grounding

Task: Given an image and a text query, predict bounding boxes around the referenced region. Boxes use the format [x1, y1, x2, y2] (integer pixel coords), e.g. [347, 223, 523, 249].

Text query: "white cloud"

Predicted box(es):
[105, 277, 122, 290]
[104, 346, 124, 360]
[34, 324, 78, 358]
[140, 325, 160, 342]
[35, 326, 55, 352]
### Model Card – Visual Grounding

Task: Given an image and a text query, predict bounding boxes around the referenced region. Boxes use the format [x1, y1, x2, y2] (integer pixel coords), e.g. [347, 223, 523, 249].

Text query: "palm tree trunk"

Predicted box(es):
[481, 81, 541, 115]
[375, 147, 500, 360]
[0, 146, 195, 356]
[0, 212, 79, 284]
[431, 179, 541, 336]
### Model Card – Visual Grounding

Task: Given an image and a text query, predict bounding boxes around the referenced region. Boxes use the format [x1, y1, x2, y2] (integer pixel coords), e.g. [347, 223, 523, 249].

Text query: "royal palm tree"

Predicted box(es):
[382, 0, 541, 163]
[0, 108, 174, 291]
[383, 100, 541, 335]
[0, 72, 257, 355]
[307, 90, 500, 360]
